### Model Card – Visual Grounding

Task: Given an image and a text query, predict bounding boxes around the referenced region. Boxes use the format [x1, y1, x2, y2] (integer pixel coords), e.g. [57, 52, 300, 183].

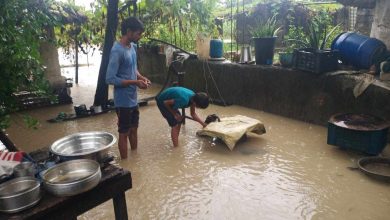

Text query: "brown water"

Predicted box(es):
[5, 63, 390, 220]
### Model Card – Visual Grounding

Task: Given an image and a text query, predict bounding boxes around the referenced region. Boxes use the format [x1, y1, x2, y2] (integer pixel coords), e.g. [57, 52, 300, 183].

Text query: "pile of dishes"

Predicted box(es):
[0, 131, 116, 213]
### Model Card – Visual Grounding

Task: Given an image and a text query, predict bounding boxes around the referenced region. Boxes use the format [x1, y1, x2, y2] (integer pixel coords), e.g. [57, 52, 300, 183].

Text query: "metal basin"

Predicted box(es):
[0, 177, 41, 213]
[50, 131, 116, 161]
[358, 157, 390, 182]
[41, 159, 101, 196]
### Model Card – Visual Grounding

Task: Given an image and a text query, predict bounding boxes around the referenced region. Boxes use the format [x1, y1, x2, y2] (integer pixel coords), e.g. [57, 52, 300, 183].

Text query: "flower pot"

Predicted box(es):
[253, 37, 277, 65]
[279, 52, 294, 67]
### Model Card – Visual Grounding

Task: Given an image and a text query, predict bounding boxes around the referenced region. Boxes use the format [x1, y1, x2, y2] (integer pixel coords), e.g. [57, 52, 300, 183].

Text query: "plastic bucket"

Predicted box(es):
[331, 32, 387, 69]
[253, 37, 277, 65]
[209, 39, 223, 58]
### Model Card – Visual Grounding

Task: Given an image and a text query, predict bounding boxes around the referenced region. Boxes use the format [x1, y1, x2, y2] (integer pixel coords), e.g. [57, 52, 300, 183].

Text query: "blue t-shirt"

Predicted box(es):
[156, 87, 195, 109]
[106, 42, 138, 108]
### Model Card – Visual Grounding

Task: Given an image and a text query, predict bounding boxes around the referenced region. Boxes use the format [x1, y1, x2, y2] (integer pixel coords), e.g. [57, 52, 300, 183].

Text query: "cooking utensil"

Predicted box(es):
[239, 46, 252, 64]
[90, 105, 103, 114]
[13, 162, 36, 177]
[50, 131, 116, 162]
[0, 177, 41, 213]
[358, 157, 390, 182]
[41, 159, 101, 197]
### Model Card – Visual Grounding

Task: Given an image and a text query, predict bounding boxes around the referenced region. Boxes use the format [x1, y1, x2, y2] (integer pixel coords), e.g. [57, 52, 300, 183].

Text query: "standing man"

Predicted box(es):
[106, 17, 151, 159]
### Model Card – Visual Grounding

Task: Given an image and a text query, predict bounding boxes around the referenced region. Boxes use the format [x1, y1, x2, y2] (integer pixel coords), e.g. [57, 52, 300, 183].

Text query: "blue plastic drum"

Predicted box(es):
[331, 32, 387, 69]
[209, 39, 223, 58]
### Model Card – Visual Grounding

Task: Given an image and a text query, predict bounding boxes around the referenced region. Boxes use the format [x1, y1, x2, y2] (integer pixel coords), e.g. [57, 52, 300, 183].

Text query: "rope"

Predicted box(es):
[204, 60, 227, 106]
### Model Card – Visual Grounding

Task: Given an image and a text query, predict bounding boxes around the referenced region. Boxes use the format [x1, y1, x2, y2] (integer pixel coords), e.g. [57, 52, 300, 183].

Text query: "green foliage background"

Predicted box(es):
[0, 0, 57, 129]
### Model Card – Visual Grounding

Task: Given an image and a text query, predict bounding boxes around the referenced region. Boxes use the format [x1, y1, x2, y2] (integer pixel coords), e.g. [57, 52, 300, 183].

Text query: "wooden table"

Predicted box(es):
[0, 158, 132, 220]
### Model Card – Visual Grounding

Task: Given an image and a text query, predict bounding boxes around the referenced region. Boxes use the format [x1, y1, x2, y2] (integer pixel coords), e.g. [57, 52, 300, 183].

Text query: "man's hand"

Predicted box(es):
[138, 74, 151, 87]
[142, 76, 151, 86]
[136, 80, 148, 89]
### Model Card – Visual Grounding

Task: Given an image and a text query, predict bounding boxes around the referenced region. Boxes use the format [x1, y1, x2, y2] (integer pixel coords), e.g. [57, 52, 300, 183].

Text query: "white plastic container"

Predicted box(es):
[196, 34, 211, 60]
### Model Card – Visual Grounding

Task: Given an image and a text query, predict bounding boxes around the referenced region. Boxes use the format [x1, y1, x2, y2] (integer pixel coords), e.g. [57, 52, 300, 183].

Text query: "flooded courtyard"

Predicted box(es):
[5, 59, 390, 220]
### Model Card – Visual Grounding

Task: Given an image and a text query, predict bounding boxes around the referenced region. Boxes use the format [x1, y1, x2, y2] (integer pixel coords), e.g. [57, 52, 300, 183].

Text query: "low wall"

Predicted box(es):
[139, 50, 390, 132]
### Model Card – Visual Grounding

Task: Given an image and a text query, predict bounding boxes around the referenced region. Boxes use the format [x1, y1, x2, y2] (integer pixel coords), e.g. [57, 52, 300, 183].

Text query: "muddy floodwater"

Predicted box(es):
[6, 59, 390, 220]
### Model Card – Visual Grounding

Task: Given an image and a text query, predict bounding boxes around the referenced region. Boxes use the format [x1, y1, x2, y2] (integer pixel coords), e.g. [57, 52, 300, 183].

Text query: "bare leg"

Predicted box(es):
[118, 133, 128, 159]
[171, 124, 181, 147]
[128, 127, 138, 150]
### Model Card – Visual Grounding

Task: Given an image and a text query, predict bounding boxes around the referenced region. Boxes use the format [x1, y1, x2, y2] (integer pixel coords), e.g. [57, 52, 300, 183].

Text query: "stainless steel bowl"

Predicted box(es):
[0, 177, 41, 213]
[50, 131, 116, 161]
[41, 159, 101, 197]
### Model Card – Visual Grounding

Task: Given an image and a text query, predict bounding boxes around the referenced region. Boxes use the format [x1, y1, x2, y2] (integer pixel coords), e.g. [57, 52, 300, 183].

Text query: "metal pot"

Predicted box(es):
[41, 159, 101, 197]
[91, 105, 103, 114]
[50, 131, 116, 162]
[0, 177, 41, 213]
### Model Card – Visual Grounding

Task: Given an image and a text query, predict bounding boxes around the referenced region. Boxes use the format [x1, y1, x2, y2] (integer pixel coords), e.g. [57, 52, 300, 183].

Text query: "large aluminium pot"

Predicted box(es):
[50, 131, 116, 162]
[41, 159, 101, 196]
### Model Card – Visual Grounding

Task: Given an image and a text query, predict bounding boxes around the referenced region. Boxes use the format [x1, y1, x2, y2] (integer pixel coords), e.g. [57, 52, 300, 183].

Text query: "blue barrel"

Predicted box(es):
[331, 32, 387, 69]
[209, 39, 223, 58]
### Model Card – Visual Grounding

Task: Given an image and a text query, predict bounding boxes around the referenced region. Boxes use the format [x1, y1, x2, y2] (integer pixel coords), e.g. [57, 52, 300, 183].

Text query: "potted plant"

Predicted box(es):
[279, 25, 305, 68]
[287, 13, 341, 73]
[279, 41, 295, 68]
[250, 14, 282, 65]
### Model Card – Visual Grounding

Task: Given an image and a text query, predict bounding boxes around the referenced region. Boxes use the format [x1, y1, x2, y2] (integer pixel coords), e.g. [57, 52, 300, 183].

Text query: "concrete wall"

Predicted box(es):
[139, 50, 390, 130]
[355, 8, 373, 36]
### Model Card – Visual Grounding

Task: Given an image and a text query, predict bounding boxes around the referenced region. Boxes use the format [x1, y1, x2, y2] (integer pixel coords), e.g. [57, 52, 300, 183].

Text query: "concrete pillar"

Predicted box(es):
[39, 26, 66, 89]
[370, 0, 390, 48]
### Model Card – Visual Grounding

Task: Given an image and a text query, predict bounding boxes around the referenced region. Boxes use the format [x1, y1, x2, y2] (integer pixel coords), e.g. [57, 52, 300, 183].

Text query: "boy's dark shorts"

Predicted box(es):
[156, 100, 180, 127]
[116, 107, 139, 133]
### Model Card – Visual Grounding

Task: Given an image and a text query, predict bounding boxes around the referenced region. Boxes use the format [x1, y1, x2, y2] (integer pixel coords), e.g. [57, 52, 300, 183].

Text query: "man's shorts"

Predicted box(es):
[116, 107, 139, 133]
[156, 100, 181, 127]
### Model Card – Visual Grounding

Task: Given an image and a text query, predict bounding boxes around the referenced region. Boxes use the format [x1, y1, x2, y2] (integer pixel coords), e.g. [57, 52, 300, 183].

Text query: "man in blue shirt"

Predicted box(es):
[106, 17, 151, 159]
[156, 87, 209, 147]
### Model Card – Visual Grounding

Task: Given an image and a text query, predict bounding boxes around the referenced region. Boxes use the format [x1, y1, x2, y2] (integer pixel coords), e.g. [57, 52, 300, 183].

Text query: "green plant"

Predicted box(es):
[0, 0, 58, 129]
[285, 10, 341, 51]
[139, 0, 217, 51]
[250, 14, 282, 38]
[281, 24, 305, 53]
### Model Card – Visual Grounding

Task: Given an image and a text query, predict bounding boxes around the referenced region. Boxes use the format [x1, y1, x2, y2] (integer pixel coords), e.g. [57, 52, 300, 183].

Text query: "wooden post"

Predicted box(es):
[75, 35, 79, 84]
[113, 193, 128, 220]
[0, 131, 18, 152]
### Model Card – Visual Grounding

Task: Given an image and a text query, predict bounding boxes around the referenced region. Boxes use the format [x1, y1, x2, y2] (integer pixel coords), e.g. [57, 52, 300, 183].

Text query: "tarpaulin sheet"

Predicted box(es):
[197, 115, 266, 150]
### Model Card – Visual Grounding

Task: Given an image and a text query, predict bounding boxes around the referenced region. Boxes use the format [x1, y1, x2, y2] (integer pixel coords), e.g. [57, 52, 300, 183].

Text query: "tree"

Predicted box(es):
[0, 0, 57, 129]
[93, 0, 119, 106]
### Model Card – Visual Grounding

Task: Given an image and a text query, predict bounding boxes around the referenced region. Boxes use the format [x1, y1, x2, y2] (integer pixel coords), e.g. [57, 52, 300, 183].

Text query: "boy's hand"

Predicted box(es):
[174, 114, 183, 122]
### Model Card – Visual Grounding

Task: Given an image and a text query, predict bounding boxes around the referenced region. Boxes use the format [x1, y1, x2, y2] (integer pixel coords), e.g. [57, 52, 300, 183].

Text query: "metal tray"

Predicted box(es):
[358, 157, 390, 182]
